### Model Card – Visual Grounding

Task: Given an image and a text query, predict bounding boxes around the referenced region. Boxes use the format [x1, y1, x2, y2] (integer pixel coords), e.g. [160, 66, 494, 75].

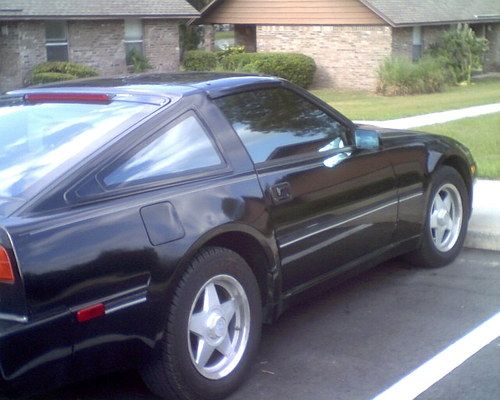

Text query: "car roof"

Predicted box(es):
[8, 72, 284, 100]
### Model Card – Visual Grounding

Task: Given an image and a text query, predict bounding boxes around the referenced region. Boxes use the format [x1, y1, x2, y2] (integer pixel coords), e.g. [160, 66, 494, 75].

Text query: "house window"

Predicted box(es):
[412, 26, 423, 61]
[124, 19, 144, 64]
[45, 21, 68, 61]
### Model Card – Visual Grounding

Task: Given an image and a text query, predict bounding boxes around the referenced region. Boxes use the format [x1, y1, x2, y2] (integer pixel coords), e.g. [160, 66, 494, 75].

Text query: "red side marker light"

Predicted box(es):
[24, 93, 112, 104]
[76, 303, 105, 323]
[0, 246, 15, 283]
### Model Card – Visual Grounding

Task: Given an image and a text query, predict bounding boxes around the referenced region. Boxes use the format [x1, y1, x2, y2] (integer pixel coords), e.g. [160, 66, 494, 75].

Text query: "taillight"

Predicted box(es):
[0, 246, 15, 283]
[76, 303, 105, 323]
[24, 92, 112, 104]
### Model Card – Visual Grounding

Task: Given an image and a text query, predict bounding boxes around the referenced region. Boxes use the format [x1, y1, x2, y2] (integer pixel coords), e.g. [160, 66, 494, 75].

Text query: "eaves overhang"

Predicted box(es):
[0, 13, 200, 21]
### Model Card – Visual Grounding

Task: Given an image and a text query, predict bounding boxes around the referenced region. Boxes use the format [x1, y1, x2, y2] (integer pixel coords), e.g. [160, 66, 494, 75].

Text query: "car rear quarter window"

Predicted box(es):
[102, 114, 223, 188]
[215, 88, 348, 164]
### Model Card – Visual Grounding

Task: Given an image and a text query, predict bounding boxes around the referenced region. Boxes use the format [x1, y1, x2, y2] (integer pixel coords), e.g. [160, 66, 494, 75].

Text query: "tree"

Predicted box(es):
[187, 0, 212, 11]
[431, 24, 489, 85]
[180, 1, 213, 56]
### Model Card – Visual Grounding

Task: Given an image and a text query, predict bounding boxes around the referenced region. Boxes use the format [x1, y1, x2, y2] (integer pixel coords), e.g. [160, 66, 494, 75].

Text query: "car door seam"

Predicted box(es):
[280, 199, 399, 248]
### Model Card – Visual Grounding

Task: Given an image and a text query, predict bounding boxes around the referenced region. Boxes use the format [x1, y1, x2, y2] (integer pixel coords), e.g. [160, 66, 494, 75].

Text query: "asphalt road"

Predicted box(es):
[30, 248, 500, 400]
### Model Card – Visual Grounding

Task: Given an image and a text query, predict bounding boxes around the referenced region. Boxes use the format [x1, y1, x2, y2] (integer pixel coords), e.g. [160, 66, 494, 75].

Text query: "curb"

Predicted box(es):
[465, 230, 500, 252]
[464, 180, 500, 252]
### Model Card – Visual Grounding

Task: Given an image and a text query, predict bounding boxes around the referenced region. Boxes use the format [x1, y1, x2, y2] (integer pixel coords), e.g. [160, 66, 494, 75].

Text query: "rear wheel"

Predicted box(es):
[409, 166, 469, 268]
[141, 247, 261, 400]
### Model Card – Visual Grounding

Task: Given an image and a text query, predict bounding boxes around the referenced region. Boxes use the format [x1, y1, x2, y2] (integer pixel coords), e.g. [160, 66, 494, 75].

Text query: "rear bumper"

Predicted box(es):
[0, 312, 73, 396]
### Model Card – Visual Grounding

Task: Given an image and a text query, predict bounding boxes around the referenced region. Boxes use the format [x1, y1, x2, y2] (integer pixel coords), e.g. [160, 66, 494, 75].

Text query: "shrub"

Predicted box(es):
[183, 50, 316, 88]
[430, 24, 489, 84]
[217, 45, 246, 63]
[126, 48, 151, 73]
[220, 52, 316, 88]
[32, 61, 98, 78]
[377, 56, 448, 95]
[183, 50, 219, 71]
[31, 72, 77, 84]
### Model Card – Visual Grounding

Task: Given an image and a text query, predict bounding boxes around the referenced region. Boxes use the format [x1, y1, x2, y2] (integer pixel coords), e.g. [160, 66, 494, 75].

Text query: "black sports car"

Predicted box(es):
[0, 73, 475, 399]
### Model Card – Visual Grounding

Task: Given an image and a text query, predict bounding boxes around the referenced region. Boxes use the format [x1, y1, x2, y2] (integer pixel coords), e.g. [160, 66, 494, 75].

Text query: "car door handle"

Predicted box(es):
[270, 182, 292, 204]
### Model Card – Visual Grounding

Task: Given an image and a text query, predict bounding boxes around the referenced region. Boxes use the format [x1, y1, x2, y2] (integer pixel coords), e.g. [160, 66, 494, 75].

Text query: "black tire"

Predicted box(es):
[408, 166, 469, 268]
[141, 246, 262, 400]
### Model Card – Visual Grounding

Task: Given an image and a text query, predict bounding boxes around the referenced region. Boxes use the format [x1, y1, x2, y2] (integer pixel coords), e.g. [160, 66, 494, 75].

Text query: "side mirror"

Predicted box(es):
[354, 129, 380, 150]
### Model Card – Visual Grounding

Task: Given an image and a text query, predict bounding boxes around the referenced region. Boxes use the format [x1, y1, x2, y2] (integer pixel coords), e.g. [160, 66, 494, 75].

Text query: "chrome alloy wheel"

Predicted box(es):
[429, 183, 463, 252]
[187, 275, 251, 380]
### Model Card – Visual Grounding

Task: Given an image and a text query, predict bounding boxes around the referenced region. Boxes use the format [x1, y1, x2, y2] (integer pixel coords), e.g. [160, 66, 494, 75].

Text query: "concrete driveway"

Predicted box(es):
[34, 248, 500, 400]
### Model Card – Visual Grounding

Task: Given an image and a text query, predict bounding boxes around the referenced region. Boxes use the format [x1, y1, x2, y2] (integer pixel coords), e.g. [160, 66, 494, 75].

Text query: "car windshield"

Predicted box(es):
[0, 98, 158, 199]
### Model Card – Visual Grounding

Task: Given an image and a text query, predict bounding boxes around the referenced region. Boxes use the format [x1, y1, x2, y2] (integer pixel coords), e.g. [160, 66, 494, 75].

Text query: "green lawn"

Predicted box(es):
[422, 113, 500, 179]
[214, 31, 235, 40]
[312, 78, 500, 121]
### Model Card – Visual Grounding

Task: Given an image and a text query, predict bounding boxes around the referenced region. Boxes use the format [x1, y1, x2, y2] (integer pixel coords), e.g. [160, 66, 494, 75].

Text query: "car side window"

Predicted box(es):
[215, 87, 348, 164]
[102, 114, 223, 188]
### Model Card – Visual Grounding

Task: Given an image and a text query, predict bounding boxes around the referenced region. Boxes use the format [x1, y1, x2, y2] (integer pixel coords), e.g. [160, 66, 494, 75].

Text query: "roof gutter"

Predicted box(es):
[475, 14, 500, 20]
[393, 18, 500, 28]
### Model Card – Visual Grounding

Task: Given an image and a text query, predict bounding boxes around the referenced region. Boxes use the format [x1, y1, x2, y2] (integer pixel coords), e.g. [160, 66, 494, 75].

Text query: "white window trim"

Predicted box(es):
[46, 42, 68, 47]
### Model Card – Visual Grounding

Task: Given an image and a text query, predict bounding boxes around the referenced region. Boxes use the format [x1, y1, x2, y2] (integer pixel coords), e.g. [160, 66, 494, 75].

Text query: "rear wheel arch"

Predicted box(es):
[205, 231, 277, 309]
[142, 246, 262, 400]
[169, 225, 280, 319]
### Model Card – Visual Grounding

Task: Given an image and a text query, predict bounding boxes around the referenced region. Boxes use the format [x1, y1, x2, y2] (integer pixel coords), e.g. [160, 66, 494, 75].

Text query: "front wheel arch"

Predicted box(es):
[408, 165, 470, 268]
[434, 155, 474, 216]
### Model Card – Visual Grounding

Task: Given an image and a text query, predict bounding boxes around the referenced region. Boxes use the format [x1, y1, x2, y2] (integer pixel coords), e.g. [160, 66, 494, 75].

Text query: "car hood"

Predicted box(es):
[356, 123, 429, 138]
[356, 123, 476, 167]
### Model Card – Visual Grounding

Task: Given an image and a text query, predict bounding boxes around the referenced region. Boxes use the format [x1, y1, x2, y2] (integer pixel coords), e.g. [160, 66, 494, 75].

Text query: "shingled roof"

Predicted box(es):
[0, 0, 199, 20]
[360, 0, 500, 26]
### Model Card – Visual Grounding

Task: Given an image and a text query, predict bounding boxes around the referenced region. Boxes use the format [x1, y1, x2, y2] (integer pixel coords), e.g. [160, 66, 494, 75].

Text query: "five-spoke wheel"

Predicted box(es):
[188, 275, 251, 380]
[429, 183, 463, 252]
[408, 166, 469, 268]
[141, 247, 261, 400]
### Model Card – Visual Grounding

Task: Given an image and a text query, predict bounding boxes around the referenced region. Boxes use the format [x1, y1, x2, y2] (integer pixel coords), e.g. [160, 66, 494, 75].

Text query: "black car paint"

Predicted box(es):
[0, 74, 475, 395]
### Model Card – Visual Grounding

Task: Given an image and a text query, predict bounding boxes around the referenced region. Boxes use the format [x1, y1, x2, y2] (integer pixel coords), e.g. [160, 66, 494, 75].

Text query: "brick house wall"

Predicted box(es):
[485, 22, 500, 71]
[391, 27, 412, 58]
[0, 19, 182, 93]
[0, 21, 46, 92]
[143, 20, 181, 72]
[392, 25, 449, 59]
[256, 25, 392, 90]
[392, 23, 500, 72]
[18, 22, 46, 86]
[240, 22, 499, 90]
[0, 22, 22, 92]
[68, 20, 127, 75]
[423, 25, 449, 47]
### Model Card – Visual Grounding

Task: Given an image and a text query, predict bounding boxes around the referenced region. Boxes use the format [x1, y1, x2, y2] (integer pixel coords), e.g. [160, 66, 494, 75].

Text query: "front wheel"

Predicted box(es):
[141, 247, 262, 400]
[409, 166, 470, 268]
